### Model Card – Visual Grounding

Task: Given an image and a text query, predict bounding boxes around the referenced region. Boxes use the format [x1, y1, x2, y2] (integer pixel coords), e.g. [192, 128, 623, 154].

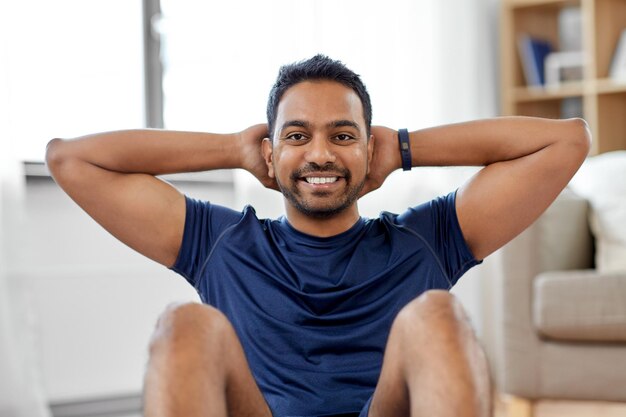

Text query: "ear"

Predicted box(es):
[366, 134, 375, 174]
[261, 137, 275, 178]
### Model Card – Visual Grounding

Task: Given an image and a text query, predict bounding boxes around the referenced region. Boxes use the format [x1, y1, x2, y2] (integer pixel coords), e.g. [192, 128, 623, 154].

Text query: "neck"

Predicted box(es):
[284, 203, 361, 237]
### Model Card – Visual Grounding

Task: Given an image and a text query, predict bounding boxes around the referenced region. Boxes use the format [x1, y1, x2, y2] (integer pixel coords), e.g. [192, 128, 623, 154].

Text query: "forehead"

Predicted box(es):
[276, 80, 365, 128]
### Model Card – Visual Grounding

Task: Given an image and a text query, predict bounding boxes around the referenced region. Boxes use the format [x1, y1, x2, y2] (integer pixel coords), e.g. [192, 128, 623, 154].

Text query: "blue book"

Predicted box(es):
[518, 34, 553, 86]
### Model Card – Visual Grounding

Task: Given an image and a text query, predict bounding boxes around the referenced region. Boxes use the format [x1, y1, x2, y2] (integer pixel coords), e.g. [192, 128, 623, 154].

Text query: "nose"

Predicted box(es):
[304, 136, 336, 165]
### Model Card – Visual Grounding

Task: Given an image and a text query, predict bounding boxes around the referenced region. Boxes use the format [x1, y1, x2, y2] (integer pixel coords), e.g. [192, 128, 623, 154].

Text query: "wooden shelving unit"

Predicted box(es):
[500, 0, 626, 155]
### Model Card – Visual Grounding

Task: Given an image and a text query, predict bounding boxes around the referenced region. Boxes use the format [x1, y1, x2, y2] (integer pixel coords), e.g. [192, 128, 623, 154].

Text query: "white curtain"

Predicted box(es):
[230, 0, 500, 210]
[0, 4, 51, 415]
[430, 0, 505, 371]
[159, 0, 499, 205]
[434, 0, 500, 122]
[161, 0, 442, 132]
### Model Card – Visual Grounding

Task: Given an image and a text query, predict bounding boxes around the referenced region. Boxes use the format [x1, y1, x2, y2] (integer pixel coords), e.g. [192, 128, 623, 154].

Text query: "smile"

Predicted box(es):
[304, 177, 338, 184]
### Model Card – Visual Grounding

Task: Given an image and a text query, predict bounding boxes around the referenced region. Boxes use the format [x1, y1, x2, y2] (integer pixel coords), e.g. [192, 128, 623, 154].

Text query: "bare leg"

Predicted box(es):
[368, 290, 492, 417]
[143, 302, 273, 417]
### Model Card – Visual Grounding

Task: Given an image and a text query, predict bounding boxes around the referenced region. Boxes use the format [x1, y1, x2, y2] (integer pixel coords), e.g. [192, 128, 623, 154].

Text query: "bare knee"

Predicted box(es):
[149, 302, 233, 354]
[392, 291, 493, 415]
[143, 303, 240, 417]
[396, 290, 469, 327]
[389, 290, 479, 351]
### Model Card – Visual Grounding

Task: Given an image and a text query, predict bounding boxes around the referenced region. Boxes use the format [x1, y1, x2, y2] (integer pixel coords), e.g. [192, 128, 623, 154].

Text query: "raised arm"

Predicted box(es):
[370, 116, 591, 260]
[46, 124, 271, 267]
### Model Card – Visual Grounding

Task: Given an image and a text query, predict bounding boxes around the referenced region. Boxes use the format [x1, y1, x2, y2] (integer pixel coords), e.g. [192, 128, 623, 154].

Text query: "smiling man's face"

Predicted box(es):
[263, 80, 373, 220]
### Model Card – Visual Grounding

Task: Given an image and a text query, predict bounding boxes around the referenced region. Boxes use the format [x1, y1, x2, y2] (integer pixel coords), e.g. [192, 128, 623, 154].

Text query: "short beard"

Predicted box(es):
[276, 162, 365, 219]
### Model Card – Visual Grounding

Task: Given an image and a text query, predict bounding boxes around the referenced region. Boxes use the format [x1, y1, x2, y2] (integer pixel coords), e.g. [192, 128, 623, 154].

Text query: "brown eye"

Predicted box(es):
[287, 133, 305, 141]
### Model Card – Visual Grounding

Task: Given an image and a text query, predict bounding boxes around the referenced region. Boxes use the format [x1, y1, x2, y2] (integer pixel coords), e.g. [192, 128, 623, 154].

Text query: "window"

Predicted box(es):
[3, 0, 144, 162]
[3, 1, 453, 162]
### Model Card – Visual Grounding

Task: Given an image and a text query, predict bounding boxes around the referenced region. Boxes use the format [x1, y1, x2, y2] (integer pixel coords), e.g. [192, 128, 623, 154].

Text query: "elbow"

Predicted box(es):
[565, 117, 592, 156]
[45, 138, 62, 168]
[45, 138, 70, 177]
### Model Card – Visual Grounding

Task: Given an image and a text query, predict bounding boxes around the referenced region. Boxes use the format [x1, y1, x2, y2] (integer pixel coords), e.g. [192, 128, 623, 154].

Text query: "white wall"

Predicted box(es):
[7, 177, 234, 401]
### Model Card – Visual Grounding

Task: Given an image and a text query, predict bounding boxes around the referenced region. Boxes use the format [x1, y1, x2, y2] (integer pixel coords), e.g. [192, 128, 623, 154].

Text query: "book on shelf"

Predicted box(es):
[610, 29, 626, 81]
[517, 34, 553, 87]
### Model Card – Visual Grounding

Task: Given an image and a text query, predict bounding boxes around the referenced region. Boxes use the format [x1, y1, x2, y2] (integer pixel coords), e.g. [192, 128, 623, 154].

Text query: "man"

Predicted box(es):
[46, 55, 590, 417]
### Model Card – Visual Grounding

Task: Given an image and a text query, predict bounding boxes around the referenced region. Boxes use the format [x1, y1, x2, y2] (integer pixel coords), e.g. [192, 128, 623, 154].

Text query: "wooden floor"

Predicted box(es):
[496, 394, 626, 417]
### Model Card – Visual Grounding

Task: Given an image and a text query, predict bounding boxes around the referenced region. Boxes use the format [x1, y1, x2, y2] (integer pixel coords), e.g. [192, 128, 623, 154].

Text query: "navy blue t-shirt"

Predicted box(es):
[171, 191, 480, 417]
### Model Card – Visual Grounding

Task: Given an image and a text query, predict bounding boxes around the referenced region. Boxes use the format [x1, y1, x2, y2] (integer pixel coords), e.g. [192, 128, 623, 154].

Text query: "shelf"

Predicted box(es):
[593, 78, 626, 95]
[513, 78, 626, 102]
[513, 81, 584, 102]
[506, 0, 578, 9]
[502, 0, 626, 154]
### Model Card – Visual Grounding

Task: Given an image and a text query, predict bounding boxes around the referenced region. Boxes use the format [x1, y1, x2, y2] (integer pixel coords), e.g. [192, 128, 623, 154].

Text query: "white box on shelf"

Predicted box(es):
[545, 51, 584, 88]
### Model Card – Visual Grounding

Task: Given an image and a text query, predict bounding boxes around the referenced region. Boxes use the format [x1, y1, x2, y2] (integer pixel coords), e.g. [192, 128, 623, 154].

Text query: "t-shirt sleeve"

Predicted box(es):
[396, 190, 482, 287]
[170, 196, 244, 287]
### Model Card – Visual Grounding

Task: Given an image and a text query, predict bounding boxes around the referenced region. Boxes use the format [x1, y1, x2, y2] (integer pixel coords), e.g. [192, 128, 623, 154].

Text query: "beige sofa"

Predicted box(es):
[496, 187, 626, 407]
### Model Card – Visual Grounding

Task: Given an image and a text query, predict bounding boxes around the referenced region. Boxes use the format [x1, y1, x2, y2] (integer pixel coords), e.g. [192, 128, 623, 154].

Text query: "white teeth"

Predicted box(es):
[305, 177, 338, 184]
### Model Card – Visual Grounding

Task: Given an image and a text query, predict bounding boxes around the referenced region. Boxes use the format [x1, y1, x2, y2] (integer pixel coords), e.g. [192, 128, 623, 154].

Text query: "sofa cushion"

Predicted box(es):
[569, 151, 626, 272]
[533, 270, 626, 342]
[537, 188, 593, 271]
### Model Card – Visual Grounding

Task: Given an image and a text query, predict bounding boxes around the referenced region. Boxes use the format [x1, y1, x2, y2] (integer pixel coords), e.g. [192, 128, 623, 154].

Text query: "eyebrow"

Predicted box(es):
[281, 120, 310, 130]
[280, 119, 361, 131]
[329, 120, 360, 130]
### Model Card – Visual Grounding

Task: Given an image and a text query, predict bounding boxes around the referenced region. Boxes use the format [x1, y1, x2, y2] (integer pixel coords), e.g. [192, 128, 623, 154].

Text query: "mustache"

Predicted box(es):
[290, 162, 351, 182]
